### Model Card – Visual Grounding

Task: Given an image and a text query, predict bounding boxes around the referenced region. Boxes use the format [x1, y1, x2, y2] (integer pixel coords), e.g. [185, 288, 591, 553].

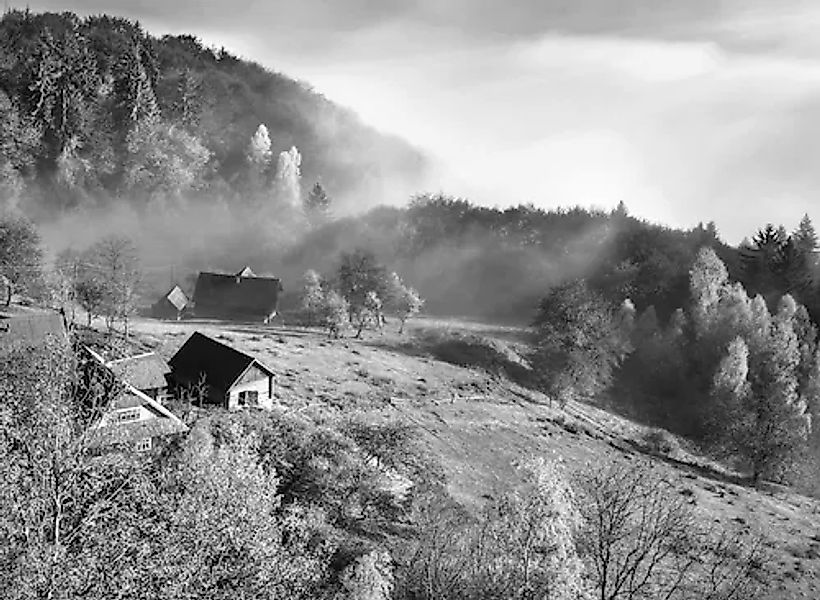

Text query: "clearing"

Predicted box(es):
[126, 314, 820, 598]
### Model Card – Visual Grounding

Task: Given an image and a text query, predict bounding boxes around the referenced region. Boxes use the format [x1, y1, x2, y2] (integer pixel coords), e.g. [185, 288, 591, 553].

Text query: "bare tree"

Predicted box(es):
[575, 460, 766, 600]
[83, 236, 141, 335]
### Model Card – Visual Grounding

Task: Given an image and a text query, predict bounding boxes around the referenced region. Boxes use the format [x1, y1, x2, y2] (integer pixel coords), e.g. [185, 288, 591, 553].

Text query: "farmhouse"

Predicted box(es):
[169, 331, 275, 410]
[83, 348, 188, 453]
[152, 285, 188, 320]
[0, 310, 68, 355]
[87, 383, 188, 452]
[107, 352, 172, 402]
[192, 267, 282, 322]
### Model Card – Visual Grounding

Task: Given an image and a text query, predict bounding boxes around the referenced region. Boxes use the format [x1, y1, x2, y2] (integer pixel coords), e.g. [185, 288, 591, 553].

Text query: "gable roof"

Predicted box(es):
[160, 285, 189, 311]
[87, 383, 188, 448]
[169, 331, 273, 391]
[0, 311, 67, 354]
[107, 352, 171, 391]
[192, 272, 282, 318]
[236, 266, 256, 277]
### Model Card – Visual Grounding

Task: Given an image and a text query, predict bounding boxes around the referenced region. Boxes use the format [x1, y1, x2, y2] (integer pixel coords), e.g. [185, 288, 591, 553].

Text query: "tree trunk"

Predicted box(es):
[4, 279, 11, 307]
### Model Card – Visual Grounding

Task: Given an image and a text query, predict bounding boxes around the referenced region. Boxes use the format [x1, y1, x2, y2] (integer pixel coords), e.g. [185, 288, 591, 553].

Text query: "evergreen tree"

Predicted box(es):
[794, 214, 818, 255]
[304, 182, 331, 222]
[112, 41, 159, 135]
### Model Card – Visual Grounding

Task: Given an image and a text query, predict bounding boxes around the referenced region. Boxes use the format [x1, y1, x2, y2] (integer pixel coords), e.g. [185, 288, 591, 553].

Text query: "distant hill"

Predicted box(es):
[0, 10, 428, 215]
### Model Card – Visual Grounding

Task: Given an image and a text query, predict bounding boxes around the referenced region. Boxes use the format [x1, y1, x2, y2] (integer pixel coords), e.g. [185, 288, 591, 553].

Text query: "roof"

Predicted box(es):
[0, 312, 67, 354]
[107, 352, 171, 391]
[86, 384, 188, 448]
[160, 285, 188, 311]
[236, 266, 256, 277]
[192, 272, 282, 318]
[169, 331, 273, 391]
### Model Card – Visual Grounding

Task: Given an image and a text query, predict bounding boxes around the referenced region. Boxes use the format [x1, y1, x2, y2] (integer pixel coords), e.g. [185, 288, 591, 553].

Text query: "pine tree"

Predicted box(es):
[304, 182, 331, 222]
[794, 214, 818, 255]
[112, 41, 159, 134]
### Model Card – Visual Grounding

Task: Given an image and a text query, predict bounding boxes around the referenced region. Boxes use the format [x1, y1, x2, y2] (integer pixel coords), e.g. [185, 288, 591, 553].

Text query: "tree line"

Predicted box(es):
[531, 244, 820, 487]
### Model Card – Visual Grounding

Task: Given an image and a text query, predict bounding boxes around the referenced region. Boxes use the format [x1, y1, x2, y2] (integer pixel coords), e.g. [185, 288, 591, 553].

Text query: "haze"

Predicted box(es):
[25, 0, 820, 242]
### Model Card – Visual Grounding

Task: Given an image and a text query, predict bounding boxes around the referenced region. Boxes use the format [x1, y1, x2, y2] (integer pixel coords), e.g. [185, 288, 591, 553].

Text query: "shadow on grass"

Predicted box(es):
[369, 328, 540, 391]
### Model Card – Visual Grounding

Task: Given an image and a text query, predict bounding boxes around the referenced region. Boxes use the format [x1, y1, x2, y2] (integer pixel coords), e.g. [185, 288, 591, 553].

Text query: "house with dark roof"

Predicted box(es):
[152, 285, 189, 320]
[169, 331, 275, 410]
[107, 352, 172, 402]
[0, 310, 68, 355]
[192, 269, 282, 323]
[83, 348, 188, 453]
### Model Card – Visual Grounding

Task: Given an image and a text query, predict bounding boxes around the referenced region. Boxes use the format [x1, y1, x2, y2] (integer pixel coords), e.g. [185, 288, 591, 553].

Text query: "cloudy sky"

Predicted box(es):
[26, 0, 820, 241]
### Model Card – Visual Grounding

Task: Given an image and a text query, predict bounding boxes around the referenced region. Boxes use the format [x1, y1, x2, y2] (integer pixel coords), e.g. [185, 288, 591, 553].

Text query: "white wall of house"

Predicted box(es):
[227, 376, 273, 410]
[99, 405, 155, 427]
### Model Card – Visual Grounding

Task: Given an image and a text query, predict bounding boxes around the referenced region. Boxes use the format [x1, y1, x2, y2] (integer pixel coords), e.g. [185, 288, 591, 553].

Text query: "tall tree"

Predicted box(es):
[530, 279, 631, 406]
[337, 249, 390, 325]
[83, 236, 141, 332]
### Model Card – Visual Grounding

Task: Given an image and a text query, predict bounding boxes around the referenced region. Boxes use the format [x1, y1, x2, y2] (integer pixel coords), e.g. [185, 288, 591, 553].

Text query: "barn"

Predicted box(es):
[169, 331, 275, 410]
[192, 268, 282, 322]
[152, 285, 189, 320]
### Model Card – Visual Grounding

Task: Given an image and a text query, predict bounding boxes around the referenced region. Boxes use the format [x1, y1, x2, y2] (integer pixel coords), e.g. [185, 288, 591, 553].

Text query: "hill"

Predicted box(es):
[127, 315, 820, 599]
[0, 10, 428, 215]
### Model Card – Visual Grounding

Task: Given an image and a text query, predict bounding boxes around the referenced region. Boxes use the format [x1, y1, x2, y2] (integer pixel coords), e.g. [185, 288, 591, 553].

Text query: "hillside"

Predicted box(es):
[0, 10, 427, 215]
[127, 315, 820, 599]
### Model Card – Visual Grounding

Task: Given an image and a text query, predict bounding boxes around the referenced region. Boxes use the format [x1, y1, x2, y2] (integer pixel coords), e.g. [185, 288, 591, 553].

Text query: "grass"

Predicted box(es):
[126, 314, 820, 599]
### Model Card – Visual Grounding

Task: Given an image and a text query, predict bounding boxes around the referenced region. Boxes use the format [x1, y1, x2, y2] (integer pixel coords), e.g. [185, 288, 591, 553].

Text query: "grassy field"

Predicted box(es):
[126, 314, 820, 597]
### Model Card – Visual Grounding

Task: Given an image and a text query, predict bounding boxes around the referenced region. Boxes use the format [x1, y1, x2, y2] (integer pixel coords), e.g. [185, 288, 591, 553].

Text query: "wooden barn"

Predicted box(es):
[152, 285, 189, 320]
[169, 331, 275, 410]
[191, 267, 282, 322]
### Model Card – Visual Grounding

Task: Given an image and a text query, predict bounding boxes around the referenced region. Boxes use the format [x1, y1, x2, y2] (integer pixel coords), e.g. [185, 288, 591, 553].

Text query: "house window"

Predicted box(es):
[116, 408, 141, 423]
[238, 391, 259, 406]
[134, 438, 152, 452]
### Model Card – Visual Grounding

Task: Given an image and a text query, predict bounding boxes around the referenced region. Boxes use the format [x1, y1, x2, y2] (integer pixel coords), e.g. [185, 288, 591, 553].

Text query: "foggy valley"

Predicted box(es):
[3, 4, 820, 600]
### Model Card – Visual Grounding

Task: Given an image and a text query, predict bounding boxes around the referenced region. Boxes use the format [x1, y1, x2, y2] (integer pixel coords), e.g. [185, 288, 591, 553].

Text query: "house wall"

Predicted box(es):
[227, 375, 273, 410]
[100, 405, 155, 427]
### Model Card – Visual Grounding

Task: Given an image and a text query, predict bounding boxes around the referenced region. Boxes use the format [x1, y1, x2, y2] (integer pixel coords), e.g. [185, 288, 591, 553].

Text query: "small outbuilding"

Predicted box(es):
[191, 268, 282, 323]
[169, 331, 275, 410]
[152, 285, 189, 320]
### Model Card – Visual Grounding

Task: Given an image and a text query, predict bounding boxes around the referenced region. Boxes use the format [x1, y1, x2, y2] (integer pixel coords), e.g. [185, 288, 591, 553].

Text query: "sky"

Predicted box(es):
[23, 0, 820, 242]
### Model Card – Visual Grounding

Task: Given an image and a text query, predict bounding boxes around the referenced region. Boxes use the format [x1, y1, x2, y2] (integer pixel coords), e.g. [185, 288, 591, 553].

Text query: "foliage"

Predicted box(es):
[299, 268, 325, 326]
[0, 9, 425, 212]
[530, 279, 631, 405]
[385, 271, 424, 334]
[0, 213, 43, 305]
[304, 181, 332, 223]
[321, 289, 350, 339]
[338, 248, 390, 325]
[395, 459, 589, 600]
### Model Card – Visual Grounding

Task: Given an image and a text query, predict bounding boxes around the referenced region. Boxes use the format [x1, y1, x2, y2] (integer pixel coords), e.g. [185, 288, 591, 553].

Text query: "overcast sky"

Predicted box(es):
[25, 0, 820, 241]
